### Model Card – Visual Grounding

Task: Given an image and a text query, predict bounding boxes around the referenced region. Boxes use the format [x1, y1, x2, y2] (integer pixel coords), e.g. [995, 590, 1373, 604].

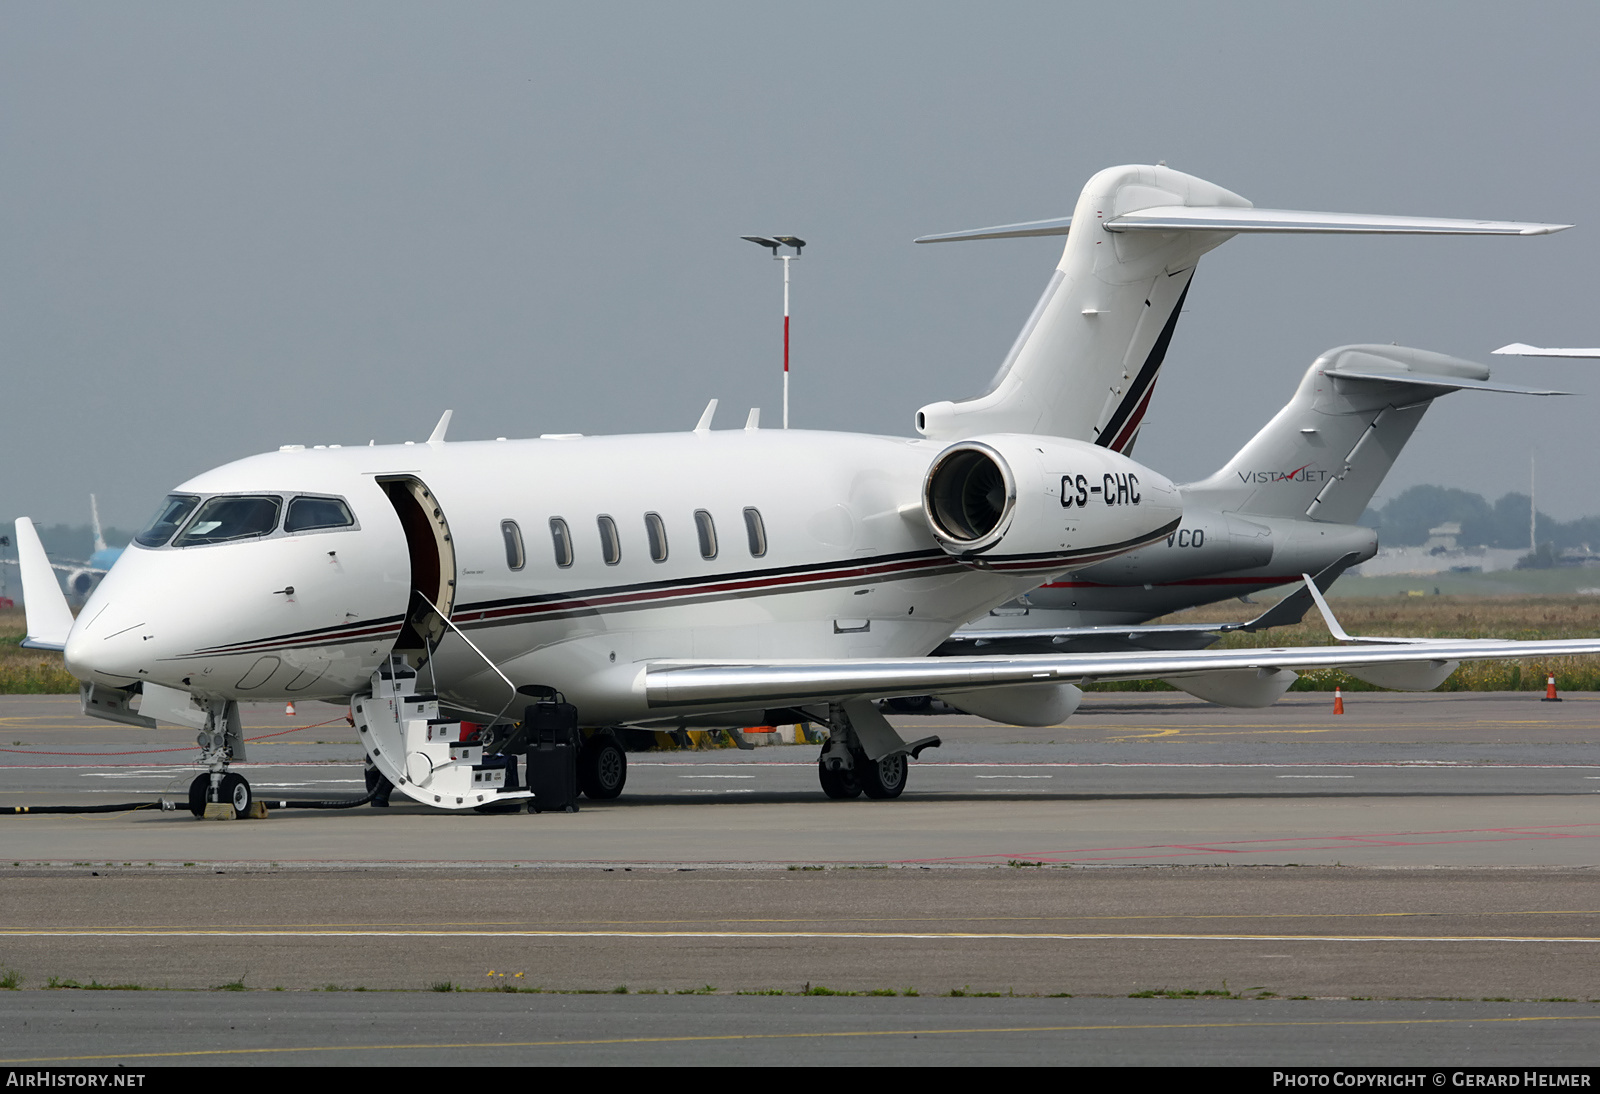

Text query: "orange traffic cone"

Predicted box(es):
[1542, 674, 1562, 703]
[285, 701, 297, 716]
[1332, 687, 1344, 715]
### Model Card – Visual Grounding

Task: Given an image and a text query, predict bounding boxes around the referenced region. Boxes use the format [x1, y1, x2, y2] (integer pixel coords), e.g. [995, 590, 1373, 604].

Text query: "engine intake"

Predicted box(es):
[923, 443, 1015, 551]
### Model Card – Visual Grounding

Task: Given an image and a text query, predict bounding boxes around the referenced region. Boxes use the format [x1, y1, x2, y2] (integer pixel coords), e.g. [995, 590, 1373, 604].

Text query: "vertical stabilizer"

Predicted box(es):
[1182, 345, 1562, 524]
[13, 518, 75, 650]
[914, 168, 1568, 448]
[90, 494, 107, 555]
[916, 165, 1247, 445]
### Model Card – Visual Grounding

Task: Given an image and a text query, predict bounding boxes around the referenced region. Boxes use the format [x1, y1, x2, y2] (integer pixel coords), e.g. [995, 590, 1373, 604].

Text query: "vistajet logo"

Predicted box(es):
[1238, 462, 1334, 485]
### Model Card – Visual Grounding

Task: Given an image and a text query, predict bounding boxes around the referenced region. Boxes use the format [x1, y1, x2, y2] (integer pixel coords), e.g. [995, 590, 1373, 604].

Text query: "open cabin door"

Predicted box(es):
[377, 476, 457, 662]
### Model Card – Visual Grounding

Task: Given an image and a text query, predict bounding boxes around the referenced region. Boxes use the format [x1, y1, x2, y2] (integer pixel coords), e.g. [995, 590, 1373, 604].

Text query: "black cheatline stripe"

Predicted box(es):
[187, 550, 949, 657]
[452, 549, 946, 616]
[454, 553, 962, 629]
[194, 616, 408, 656]
[1095, 277, 1192, 449]
[976, 517, 1181, 567]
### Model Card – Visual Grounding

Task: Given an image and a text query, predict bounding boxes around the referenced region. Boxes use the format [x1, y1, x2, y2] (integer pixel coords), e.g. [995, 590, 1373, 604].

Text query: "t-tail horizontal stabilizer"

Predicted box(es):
[1493, 344, 1600, 359]
[914, 164, 1570, 449]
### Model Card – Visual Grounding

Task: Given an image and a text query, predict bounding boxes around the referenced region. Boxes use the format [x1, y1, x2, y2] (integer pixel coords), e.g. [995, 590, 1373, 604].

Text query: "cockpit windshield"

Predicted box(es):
[172, 496, 283, 547]
[134, 495, 201, 548]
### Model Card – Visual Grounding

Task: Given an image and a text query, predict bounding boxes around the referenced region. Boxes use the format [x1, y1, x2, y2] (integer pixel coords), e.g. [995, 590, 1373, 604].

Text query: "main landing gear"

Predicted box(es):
[577, 734, 628, 800]
[815, 701, 938, 801]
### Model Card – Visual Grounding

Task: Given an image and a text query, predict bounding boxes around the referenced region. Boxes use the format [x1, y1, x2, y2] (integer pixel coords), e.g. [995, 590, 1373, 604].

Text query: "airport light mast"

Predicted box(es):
[741, 235, 805, 428]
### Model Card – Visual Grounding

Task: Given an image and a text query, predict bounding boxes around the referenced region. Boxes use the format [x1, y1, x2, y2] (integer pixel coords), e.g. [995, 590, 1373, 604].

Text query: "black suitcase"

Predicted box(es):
[521, 687, 579, 813]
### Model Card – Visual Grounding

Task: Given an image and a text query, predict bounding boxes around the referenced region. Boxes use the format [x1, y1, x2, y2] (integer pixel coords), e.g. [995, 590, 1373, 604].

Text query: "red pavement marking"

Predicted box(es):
[900, 823, 1600, 864]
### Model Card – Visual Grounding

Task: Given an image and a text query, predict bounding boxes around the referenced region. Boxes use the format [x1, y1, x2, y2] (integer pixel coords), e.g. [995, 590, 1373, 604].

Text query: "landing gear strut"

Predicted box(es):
[185, 699, 252, 818]
[815, 701, 932, 801]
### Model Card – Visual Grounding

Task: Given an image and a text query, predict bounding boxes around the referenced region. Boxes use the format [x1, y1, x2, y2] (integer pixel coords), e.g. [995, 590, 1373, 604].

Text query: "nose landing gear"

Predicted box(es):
[185, 699, 257, 819]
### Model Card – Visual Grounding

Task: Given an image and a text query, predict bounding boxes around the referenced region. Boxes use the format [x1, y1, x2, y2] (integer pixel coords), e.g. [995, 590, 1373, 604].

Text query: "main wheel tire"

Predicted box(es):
[187, 774, 210, 817]
[577, 736, 627, 800]
[857, 750, 908, 800]
[217, 772, 252, 819]
[817, 757, 862, 800]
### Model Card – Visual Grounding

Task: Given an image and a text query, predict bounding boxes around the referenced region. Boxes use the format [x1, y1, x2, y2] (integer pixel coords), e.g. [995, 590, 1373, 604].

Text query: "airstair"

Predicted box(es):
[353, 658, 534, 810]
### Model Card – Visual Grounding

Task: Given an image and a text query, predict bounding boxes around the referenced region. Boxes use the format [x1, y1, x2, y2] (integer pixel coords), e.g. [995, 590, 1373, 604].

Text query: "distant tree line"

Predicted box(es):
[1360, 485, 1600, 552]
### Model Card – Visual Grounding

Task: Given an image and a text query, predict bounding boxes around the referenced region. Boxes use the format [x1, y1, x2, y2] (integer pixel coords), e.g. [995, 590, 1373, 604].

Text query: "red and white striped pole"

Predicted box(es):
[782, 254, 791, 429]
[742, 235, 804, 430]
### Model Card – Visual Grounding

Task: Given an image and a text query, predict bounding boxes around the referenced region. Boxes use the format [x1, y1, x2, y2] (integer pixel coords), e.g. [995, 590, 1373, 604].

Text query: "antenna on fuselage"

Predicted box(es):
[427, 410, 453, 446]
[694, 399, 719, 434]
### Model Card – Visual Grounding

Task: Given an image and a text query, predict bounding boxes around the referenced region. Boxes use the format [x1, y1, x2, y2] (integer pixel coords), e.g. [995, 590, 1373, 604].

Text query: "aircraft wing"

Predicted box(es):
[643, 635, 1600, 710]
[934, 555, 1362, 656]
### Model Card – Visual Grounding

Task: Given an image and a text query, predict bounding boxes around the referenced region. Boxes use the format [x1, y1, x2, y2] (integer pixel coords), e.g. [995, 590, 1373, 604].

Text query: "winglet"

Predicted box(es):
[694, 399, 718, 434]
[1302, 572, 1354, 642]
[427, 410, 453, 446]
[14, 518, 74, 651]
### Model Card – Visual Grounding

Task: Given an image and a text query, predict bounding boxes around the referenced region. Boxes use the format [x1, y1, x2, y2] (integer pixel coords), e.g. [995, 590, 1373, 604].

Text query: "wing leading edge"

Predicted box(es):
[643, 635, 1600, 710]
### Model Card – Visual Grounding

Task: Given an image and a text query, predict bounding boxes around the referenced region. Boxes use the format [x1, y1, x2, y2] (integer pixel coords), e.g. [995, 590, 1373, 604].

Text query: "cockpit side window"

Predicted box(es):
[284, 496, 356, 533]
[134, 495, 201, 548]
[173, 496, 282, 547]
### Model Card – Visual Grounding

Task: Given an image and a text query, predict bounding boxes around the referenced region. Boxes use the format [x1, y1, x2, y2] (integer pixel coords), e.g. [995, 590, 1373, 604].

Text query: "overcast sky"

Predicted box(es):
[5, 2, 1600, 534]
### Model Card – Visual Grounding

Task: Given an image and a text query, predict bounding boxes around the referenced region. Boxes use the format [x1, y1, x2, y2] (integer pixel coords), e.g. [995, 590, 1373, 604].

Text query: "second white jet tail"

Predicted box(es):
[1182, 344, 1565, 522]
[913, 164, 1569, 448]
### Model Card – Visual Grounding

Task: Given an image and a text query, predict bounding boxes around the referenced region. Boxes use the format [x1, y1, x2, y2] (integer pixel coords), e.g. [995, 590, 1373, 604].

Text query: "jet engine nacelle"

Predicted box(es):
[921, 434, 1181, 570]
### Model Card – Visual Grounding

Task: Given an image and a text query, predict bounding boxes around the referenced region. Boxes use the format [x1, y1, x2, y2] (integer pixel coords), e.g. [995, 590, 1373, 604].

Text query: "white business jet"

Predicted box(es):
[15, 164, 1596, 816]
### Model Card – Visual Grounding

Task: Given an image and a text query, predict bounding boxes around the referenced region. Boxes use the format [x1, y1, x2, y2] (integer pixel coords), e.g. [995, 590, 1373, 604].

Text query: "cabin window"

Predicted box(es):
[694, 510, 718, 560]
[645, 512, 668, 563]
[501, 520, 525, 571]
[743, 507, 767, 558]
[549, 518, 574, 568]
[173, 495, 282, 547]
[597, 515, 621, 565]
[135, 494, 200, 548]
[284, 496, 355, 533]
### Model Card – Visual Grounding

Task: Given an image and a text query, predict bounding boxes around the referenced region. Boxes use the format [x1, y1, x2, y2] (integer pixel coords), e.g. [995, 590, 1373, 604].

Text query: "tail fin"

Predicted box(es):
[90, 494, 107, 555]
[914, 165, 1569, 446]
[1183, 345, 1565, 523]
[14, 518, 75, 650]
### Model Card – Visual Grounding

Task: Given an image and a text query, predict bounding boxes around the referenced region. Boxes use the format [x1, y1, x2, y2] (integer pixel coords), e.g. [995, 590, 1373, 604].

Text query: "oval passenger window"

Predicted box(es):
[694, 510, 717, 560]
[502, 520, 525, 571]
[550, 518, 574, 568]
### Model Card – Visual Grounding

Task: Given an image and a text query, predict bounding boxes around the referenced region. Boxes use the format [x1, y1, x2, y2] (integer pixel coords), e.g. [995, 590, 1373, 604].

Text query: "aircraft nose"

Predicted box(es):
[62, 550, 171, 686]
[63, 605, 152, 685]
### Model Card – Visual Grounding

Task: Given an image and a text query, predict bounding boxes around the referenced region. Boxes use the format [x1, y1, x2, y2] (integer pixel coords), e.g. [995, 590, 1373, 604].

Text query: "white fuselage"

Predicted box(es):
[65, 427, 1180, 724]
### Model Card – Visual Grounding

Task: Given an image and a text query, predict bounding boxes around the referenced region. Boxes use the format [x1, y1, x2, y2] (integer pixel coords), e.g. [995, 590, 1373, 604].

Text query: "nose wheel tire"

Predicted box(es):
[577, 736, 627, 800]
[187, 772, 253, 818]
[858, 751, 908, 799]
[187, 774, 210, 817]
[818, 757, 862, 800]
[218, 773, 252, 818]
